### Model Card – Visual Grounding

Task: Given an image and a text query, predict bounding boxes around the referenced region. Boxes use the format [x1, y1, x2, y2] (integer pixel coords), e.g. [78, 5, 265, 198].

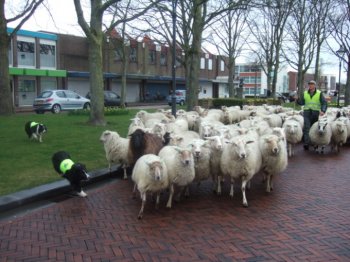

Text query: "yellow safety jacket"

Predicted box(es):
[304, 90, 321, 111]
[60, 159, 74, 174]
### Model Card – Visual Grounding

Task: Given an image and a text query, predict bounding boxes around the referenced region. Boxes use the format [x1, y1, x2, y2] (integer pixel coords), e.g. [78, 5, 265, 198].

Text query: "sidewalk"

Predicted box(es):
[0, 143, 349, 261]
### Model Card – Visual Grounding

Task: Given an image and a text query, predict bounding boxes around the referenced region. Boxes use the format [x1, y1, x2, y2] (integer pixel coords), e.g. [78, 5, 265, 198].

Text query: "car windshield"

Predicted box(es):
[38, 91, 53, 98]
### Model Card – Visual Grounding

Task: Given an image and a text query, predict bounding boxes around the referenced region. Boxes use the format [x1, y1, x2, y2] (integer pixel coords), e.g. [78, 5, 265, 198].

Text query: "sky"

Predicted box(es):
[6, 0, 346, 82]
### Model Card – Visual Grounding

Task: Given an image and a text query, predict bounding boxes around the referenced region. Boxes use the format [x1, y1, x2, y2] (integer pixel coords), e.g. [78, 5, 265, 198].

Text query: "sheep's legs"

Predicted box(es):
[138, 192, 146, 219]
[123, 165, 128, 179]
[241, 179, 248, 207]
[217, 175, 222, 195]
[266, 174, 273, 192]
[132, 184, 137, 198]
[166, 184, 174, 208]
[229, 177, 234, 198]
[155, 193, 160, 209]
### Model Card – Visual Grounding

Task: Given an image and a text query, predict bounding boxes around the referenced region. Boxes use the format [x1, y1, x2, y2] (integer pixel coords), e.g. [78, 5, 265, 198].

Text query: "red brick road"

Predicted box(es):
[0, 144, 349, 261]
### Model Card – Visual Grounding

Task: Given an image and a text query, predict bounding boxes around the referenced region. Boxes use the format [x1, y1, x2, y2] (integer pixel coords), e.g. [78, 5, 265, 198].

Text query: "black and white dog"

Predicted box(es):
[25, 121, 47, 142]
[52, 151, 90, 197]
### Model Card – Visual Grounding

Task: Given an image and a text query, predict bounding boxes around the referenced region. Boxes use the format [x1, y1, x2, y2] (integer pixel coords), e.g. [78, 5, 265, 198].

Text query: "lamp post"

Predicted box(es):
[171, 0, 178, 116]
[336, 45, 346, 107]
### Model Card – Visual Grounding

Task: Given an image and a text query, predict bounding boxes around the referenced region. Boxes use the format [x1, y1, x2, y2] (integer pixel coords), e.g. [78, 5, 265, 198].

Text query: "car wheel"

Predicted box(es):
[51, 104, 61, 114]
[83, 102, 91, 110]
[179, 100, 184, 106]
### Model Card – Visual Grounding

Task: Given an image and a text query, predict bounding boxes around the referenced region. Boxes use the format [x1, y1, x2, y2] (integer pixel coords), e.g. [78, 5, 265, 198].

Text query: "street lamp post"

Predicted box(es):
[171, 0, 178, 116]
[336, 45, 346, 107]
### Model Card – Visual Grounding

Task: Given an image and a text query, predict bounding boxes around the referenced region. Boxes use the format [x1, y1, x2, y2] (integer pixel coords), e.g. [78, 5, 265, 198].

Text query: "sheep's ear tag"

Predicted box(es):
[246, 140, 254, 144]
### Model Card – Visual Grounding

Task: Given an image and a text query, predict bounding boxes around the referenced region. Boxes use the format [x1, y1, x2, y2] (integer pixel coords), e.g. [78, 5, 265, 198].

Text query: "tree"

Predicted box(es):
[0, 0, 44, 115]
[283, 0, 318, 98]
[248, 0, 293, 97]
[73, 0, 158, 125]
[329, 0, 350, 106]
[207, 6, 250, 98]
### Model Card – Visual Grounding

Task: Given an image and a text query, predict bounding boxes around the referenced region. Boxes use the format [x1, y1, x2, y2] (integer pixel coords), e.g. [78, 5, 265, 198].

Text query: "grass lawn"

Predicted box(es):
[0, 109, 146, 196]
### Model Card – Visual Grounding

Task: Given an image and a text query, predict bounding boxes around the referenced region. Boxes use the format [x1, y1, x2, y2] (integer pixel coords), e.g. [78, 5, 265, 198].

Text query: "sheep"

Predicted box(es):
[259, 134, 288, 193]
[128, 129, 165, 168]
[158, 145, 195, 208]
[168, 130, 200, 147]
[220, 135, 262, 207]
[136, 110, 169, 125]
[189, 139, 211, 185]
[127, 117, 145, 136]
[262, 114, 283, 128]
[131, 154, 169, 219]
[282, 119, 303, 157]
[330, 119, 348, 153]
[309, 117, 332, 154]
[100, 130, 129, 179]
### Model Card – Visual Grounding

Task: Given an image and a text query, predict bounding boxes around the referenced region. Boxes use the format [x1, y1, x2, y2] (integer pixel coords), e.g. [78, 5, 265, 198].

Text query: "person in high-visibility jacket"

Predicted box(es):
[296, 80, 328, 150]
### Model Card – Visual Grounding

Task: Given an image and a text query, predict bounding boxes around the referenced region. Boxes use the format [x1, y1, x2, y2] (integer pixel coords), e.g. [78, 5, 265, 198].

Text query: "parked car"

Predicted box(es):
[33, 90, 90, 114]
[167, 90, 186, 106]
[86, 90, 125, 107]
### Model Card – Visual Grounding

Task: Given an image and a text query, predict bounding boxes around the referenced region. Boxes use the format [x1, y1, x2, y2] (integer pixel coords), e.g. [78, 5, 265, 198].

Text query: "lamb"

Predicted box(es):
[100, 130, 129, 179]
[259, 134, 288, 193]
[330, 119, 348, 153]
[220, 135, 262, 207]
[282, 119, 303, 157]
[131, 154, 169, 219]
[158, 145, 195, 208]
[309, 117, 332, 154]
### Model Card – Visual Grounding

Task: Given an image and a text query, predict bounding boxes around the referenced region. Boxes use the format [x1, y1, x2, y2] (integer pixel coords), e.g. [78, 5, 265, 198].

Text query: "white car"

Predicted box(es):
[33, 90, 90, 114]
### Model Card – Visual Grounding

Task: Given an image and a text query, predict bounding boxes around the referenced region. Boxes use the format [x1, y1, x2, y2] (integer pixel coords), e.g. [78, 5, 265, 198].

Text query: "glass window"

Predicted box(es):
[129, 47, 137, 62]
[19, 79, 35, 92]
[8, 40, 12, 66]
[39, 40, 56, 68]
[56, 91, 66, 98]
[208, 59, 212, 70]
[200, 57, 205, 69]
[114, 47, 122, 61]
[160, 52, 167, 66]
[220, 60, 225, 71]
[17, 38, 35, 67]
[39, 91, 53, 98]
[65, 90, 79, 99]
[149, 50, 156, 64]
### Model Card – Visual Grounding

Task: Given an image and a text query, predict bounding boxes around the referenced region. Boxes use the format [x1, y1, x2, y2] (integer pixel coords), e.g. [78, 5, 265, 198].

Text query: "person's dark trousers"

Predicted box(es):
[303, 110, 320, 145]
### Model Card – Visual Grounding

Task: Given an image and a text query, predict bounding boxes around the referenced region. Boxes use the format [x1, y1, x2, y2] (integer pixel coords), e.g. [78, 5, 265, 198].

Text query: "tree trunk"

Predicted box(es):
[0, 15, 14, 115]
[88, 38, 106, 125]
[345, 55, 350, 106]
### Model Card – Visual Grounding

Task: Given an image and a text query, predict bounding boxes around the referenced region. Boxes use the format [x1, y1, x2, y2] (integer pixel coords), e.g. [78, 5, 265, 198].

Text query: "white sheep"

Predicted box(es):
[282, 119, 303, 157]
[136, 110, 169, 125]
[220, 135, 262, 207]
[259, 134, 288, 193]
[168, 130, 200, 147]
[127, 117, 144, 136]
[309, 117, 332, 154]
[330, 119, 348, 153]
[158, 145, 195, 208]
[100, 130, 129, 179]
[189, 139, 211, 185]
[131, 154, 169, 219]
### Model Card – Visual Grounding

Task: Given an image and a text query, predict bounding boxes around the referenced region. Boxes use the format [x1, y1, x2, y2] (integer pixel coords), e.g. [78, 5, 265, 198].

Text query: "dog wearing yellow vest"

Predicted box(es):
[52, 151, 90, 197]
[25, 121, 47, 142]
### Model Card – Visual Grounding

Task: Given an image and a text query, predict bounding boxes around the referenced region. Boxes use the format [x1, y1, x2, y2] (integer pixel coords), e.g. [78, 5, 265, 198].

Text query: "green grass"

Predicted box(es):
[0, 109, 144, 196]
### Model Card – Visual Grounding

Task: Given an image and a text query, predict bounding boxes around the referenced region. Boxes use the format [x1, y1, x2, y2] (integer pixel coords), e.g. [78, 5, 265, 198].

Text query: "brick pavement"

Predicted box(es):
[0, 144, 349, 261]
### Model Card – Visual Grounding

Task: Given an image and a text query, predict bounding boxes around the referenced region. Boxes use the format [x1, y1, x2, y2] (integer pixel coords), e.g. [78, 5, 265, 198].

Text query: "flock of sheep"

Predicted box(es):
[99, 104, 350, 219]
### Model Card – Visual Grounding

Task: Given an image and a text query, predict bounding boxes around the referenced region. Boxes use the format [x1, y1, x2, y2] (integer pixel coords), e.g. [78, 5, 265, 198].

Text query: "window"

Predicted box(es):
[39, 40, 56, 68]
[17, 37, 35, 67]
[220, 60, 225, 71]
[160, 52, 167, 66]
[19, 79, 35, 92]
[149, 50, 156, 64]
[65, 90, 79, 99]
[8, 40, 12, 66]
[200, 57, 205, 69]
[114, 47, 122, 61]
[56, 91, 66, 98]
[129, 47, 137, 62]
[208, 59, 213, 70]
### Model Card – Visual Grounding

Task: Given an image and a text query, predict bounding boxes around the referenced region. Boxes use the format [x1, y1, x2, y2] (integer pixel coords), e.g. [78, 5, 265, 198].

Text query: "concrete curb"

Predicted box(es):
[0, 166, 121, 213]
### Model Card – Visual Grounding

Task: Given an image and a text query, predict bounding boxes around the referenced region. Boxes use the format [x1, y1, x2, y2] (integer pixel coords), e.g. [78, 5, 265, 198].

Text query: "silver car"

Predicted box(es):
[33, 90, 91, 114]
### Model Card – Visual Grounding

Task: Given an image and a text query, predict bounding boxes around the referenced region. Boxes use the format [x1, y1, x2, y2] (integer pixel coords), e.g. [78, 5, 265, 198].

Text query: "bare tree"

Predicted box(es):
[248, 0, 293, 97]
[73, 0, 158, 125]
[0, 0, 44, 115]
[139, 0, 251, 111]
[283, 0, 318, 97]
[329, 0, 350, 105]
[207, 6, 250, 98]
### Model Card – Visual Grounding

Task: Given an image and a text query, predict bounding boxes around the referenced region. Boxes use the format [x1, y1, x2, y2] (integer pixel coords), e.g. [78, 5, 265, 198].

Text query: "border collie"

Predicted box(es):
[52, 151, 90, 197]
[25, 121, 47, 142]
